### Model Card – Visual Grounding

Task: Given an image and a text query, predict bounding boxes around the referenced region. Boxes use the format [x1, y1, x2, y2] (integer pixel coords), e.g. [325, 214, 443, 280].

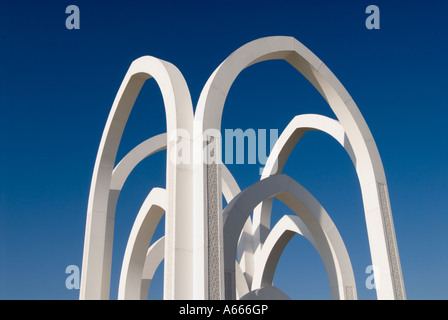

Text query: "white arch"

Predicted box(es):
[118, 188, 167, 300]
[252, 215, 315, 289]
[223, 174, 356, 300]
[253, 114, 354, 263]
[141, 237, 165, 299]
[252, 215, 356, 300]
[81, 56, 195, 300]
[262, 114, 355, 179]
[195, 36, 405, 299]
[111, 133, 167, 191]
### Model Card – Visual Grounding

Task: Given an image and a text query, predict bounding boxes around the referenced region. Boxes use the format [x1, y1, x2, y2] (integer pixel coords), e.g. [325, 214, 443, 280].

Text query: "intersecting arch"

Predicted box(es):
[195, 36, 405, 299]
[223, 174, 356, 300]
[252, 114, 355, 266]
[251, 214, 354, 299]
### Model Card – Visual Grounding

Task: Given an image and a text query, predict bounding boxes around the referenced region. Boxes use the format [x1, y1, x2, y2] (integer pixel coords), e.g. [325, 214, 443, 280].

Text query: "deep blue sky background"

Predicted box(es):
[0, 0, 447, 300]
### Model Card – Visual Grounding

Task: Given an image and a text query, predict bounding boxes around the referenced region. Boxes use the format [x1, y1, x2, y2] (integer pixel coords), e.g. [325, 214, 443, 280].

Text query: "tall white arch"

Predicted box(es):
[80, 56, 194, 300]
[194, 36, 405, 299]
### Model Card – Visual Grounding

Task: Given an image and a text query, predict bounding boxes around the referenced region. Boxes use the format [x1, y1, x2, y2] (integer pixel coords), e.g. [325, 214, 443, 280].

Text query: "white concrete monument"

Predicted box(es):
[80, 36, 406, 300]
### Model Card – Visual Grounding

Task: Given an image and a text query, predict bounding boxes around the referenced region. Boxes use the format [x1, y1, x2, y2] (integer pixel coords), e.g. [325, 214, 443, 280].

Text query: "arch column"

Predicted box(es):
[80, 56, 194, 300]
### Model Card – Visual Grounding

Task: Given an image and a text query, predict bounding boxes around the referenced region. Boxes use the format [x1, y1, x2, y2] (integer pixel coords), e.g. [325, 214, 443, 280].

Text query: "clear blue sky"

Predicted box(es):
[0, 0, 446, 300]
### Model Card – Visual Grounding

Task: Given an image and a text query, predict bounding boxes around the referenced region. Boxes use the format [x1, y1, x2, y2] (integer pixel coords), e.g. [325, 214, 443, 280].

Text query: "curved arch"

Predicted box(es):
[253, 114, 354, 262]
[223, 174, 356, 300]
[195, 36, 405, 299]
[118, 188, 167, 300]
[141, 237, 165, 299]
[262, 114, 355, 179]
[81, 56, 195, 300]
[111, 133, 167, 191]
[252, 215, 356, 300]
[252, 215, 315, 289]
